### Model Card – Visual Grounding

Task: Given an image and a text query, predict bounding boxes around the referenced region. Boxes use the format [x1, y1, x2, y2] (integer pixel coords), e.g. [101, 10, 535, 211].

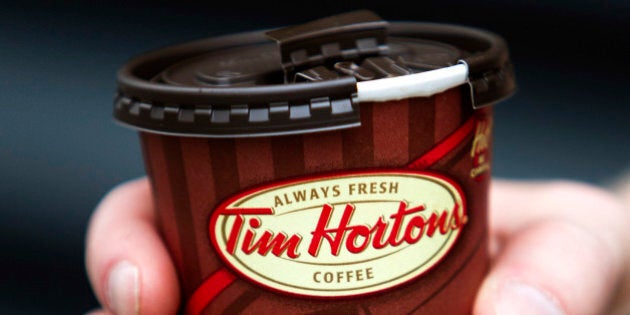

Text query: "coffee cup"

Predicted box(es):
[114, 10, 515, 314]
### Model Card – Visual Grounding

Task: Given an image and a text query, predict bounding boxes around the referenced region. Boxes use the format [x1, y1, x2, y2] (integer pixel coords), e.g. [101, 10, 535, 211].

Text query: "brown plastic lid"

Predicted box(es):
[114, 10, 515, 137]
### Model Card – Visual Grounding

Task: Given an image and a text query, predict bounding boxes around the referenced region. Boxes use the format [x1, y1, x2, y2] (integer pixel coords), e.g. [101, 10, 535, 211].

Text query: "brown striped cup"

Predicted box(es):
[114, 11, 515, 315]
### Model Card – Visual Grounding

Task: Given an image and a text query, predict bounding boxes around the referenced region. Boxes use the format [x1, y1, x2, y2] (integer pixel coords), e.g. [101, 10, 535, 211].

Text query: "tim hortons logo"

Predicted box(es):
[470, 116, 492, 179]
[210, 170, 467, 297]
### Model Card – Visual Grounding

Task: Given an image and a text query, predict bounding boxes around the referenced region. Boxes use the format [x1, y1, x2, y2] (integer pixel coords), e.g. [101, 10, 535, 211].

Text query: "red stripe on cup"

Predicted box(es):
[407, 115, 475, 170]
[185, 268, 238, 315]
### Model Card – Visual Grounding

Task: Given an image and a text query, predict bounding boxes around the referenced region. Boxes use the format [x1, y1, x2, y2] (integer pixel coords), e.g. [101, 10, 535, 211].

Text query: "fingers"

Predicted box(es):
[86, 178, 180, 315]
[610, 173, 630, 315]
[476, 220, 619, 315]
[475, 180, 629, 315]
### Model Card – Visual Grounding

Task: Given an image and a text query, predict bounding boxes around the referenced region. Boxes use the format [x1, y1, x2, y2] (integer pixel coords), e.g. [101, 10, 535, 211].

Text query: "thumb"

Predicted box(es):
[85, 178, 180, 314]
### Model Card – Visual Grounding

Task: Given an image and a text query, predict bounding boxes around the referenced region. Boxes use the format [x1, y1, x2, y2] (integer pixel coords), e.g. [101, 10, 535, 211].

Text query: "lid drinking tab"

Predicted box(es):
[266, 10, 389, 80]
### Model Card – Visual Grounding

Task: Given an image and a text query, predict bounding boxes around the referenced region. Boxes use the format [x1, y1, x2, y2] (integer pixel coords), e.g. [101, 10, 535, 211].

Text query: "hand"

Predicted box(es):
[474, 180, 629, 315]
[85, 178, 630, 315]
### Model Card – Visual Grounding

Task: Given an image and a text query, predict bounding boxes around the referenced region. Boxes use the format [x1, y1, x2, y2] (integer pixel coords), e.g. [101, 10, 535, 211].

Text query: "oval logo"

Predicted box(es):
[209, 170, 467, 298]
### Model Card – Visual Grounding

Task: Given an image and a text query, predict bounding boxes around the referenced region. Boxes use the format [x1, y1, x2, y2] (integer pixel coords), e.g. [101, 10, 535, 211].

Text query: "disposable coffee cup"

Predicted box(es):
[114, 10, 515, 314]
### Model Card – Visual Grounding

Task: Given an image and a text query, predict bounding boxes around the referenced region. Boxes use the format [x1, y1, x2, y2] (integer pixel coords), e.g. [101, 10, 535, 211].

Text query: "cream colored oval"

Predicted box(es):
[211, 171, 466, 298]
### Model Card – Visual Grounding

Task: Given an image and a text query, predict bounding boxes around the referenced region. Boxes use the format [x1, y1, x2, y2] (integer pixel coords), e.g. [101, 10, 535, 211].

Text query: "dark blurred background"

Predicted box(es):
[1, 0, 628, 313]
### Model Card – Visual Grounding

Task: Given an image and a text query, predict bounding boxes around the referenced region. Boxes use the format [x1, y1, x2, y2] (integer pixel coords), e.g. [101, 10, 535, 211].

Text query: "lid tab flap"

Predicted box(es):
[266, 10, 389, 78]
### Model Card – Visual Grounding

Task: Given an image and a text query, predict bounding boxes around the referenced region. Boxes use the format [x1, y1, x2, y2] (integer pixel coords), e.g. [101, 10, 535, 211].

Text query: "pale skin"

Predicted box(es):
[86, 178, 630, 315]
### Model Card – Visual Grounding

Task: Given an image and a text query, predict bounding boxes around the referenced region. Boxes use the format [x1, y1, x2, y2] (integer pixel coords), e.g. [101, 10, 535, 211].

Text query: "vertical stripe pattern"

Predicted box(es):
[161, 136, 202, 298]
[236, 138, 274, 188]
[373, 98, 410, 166]
[271, 136, 305, 178]
[408, 96, 436, 161]
[434, 88, 463, 141]
[140, 86, 488, 314]
[180, 138, 221, 277]
[140, 134, 185, 278]
[302, 131, 344, 173]
[342, 103, 374, 168]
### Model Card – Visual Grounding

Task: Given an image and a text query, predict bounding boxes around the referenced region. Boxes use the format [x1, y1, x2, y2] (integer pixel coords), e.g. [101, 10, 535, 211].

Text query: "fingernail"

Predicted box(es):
[106, 261, 140, 315]
[494, 280, 564, 315]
